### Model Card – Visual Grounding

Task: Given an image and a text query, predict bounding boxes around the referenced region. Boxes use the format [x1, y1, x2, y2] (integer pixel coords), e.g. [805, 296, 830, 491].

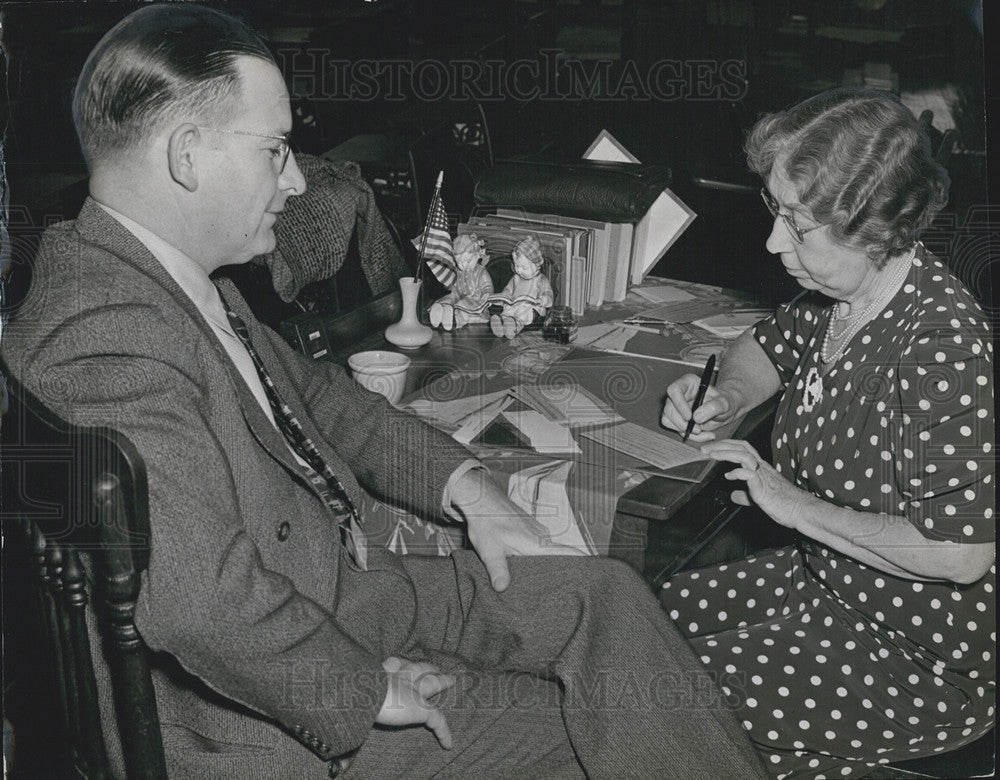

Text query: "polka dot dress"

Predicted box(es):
[661, 250, 995, 778]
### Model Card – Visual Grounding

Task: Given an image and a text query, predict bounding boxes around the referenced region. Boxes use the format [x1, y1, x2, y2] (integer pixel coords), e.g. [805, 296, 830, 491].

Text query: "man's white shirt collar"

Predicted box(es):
[94, 201, 291, 442]
[97, 202, 232, 332]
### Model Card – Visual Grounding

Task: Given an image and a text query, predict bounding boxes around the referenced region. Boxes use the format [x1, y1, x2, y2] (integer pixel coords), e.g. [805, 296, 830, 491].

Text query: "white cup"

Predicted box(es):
[348, 350, 411, 405]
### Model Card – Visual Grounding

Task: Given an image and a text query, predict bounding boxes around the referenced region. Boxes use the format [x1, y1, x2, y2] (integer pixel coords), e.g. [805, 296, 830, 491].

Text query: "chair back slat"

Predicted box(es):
[2, 363, 166, 778]
[94, 472, 166, 775]
[63, 546, 111, 776]
[28, 523, 75, 755]
[47, 542, 88, 762]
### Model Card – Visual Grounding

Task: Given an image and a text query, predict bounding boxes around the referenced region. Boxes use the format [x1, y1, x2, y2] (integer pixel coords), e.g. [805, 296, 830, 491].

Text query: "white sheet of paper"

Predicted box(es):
[629, 188, 697, 285]
[507, 460, 592, 553]
[630, 285, 696, 304]
[692, 310, 771, 339]
[501, 410, 581, 454]
[584, 325, 640, 353]
[575, 322, 625, 346]
[407, 389, 511, 428]
[511, 383, 624, 429]
[452, 394, 514, 444]
[579, 421, 706, 470]
[583, 129, 642, 164]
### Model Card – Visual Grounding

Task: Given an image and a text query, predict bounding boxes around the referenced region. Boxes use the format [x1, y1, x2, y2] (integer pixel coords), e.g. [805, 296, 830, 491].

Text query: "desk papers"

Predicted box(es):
[575, 322, 634, 351]
[632, 299, 734, 324]
[692, 309, 772, 339]
[583, 130, 696, 287]
[501, 411, 581, 455]
[507, 460, 593, 553]
[510, 383, 623, 429]
[452, 394, 515, 444]
[406, 389, 511, 430]
[413, 381, 618, 455]
[579, 422, 707, 471]
[629, 284, 696, 304]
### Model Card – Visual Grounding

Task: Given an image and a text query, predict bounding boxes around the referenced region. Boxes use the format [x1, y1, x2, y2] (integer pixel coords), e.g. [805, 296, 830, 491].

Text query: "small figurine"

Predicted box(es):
[428, 233, 494, 331]
[490, 234, 554, 339]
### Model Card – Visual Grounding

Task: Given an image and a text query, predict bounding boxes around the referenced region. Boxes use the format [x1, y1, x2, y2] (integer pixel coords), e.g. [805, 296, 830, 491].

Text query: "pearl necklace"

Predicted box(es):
[820, 245, 915, 365]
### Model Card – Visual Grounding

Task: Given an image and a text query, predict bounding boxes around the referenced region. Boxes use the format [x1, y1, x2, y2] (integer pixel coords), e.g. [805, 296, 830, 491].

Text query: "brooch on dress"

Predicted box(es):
[803, 365, 823, 412]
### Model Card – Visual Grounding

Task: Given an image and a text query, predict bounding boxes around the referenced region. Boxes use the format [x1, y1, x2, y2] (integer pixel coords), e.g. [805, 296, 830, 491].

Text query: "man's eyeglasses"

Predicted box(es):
[760, 188, 821, 243]
[196, 126, 292, 173]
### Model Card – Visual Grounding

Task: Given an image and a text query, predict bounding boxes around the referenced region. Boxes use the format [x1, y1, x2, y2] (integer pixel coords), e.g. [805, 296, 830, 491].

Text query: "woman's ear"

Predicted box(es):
[167, 123, 202, 191]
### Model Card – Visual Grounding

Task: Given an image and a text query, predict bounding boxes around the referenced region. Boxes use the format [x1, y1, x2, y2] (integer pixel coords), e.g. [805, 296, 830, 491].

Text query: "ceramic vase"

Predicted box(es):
[385, 277, 433, 349]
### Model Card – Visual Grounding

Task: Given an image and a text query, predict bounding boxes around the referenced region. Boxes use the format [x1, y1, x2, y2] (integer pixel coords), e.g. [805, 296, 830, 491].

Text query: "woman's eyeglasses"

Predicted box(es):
[760, 188, 821, 243]
[196, 126, 293, 174]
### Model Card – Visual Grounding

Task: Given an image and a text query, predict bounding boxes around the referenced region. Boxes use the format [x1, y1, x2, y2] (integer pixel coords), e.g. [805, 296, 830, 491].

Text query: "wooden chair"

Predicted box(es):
[917, 109, 957, 169]
[1, 365, 167, 778]
[406, 101, 495, 229]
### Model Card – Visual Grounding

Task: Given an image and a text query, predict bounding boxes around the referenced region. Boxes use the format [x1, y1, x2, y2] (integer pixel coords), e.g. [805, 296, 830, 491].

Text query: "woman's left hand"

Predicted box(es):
[700, 439, 808, 529]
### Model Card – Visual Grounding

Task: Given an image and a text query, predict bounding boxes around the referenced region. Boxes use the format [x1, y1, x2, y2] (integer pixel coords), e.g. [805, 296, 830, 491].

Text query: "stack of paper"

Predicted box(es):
[463, 214, 588, 316]
[493, 209, 618, 309]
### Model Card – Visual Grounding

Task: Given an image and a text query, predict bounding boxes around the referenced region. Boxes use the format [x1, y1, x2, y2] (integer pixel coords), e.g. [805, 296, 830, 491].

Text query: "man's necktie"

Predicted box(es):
[216, 290, 367, 569]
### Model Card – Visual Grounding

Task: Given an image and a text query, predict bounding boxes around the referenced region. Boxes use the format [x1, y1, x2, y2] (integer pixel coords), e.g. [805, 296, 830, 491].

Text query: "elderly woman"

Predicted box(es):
[660, 88, 994, 778]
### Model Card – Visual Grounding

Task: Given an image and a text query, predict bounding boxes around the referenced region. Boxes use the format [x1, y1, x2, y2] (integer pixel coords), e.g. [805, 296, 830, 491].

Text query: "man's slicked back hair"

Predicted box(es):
[73, 4, 274, 167]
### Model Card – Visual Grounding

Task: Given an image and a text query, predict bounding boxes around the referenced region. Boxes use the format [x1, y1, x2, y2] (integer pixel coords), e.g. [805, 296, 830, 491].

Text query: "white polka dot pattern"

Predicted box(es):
[662, 253, 995, 778]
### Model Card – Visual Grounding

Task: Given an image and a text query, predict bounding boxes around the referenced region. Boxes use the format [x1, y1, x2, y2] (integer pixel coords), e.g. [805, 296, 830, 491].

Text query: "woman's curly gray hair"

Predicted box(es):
[745, 88, 949, 268]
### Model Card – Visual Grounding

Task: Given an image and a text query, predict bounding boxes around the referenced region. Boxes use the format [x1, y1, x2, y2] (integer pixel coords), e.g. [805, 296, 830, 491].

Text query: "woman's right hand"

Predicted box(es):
[661, 374, 738, 442]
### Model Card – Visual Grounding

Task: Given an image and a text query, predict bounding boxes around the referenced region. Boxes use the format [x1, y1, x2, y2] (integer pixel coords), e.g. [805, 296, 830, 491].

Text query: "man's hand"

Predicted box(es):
[661, 374, 738, 443]
[450, 469, 585, 591]
[376, 657, 456, 749]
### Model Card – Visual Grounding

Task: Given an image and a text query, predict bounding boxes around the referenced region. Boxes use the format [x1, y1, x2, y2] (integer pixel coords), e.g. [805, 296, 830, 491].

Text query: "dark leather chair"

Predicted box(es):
[1, 365, 167, 778]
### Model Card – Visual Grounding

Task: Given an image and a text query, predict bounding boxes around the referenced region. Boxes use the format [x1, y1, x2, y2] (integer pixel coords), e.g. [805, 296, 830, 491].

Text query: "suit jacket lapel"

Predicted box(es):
[74, 199, 218, 344]
[73, 198, 303, 472]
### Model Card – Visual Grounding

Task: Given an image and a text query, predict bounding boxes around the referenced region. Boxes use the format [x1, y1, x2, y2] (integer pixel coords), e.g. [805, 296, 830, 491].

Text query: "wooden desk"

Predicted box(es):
[325, 278, 776, 578]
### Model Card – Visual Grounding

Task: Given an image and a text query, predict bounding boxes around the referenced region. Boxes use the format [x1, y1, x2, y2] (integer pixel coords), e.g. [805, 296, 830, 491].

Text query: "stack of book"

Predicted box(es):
[457, 210, 631, 317]
[465, 131, 696, 317]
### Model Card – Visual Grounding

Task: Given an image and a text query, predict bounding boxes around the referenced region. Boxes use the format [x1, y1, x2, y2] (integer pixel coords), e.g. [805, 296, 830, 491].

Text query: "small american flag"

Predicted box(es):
[417, 190, 456, 287]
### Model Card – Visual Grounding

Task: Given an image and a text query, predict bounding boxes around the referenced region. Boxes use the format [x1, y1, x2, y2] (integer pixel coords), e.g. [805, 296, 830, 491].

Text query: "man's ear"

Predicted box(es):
[167, 124, 202, 191]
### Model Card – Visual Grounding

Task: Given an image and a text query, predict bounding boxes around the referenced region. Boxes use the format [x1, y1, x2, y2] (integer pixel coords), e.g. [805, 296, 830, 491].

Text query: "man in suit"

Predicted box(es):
[1, 5, 767, 777]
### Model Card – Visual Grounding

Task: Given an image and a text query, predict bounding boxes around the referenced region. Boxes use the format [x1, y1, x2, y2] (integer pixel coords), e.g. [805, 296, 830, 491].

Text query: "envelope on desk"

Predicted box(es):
[500, 411, 581, 455]
[510, 383, 623, 429]
[579, 421, 706, 472]
[692, 309, 772, 339]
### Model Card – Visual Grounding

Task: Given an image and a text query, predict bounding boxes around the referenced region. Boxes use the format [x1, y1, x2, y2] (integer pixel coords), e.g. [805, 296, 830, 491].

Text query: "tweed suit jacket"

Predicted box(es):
[1, 198, 474, 773]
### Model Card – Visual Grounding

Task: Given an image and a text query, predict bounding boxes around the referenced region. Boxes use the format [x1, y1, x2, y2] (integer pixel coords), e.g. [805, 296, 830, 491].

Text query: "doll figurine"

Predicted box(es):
[490, 234, 554, 339]
[428, 233, 494, 331]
